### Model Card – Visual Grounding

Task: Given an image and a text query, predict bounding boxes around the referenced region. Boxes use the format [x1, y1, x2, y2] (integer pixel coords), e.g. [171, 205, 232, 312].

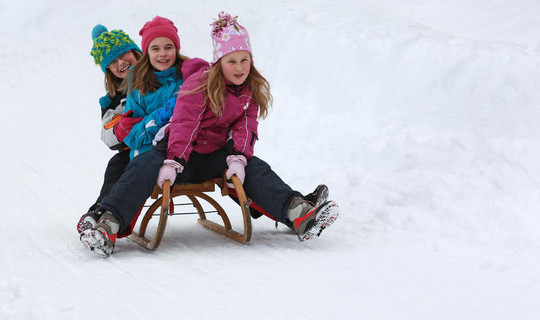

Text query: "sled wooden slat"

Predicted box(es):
[130, 174, 252, 251]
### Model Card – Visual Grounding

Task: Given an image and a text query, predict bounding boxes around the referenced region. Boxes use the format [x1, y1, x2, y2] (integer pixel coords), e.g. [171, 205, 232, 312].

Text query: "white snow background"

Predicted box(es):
[1, 0, 540, 319]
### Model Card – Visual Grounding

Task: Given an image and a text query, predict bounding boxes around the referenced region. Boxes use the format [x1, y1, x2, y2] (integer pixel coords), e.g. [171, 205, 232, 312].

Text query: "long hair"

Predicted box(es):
[191, 62, 272, 119]
[125, 51, 189, 95]
[104, 50, 142, 97]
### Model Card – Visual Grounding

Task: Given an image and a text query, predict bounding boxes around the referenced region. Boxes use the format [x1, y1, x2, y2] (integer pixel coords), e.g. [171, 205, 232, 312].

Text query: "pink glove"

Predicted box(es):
[157, 159, 184, 189]
[226, 155, 247, 188]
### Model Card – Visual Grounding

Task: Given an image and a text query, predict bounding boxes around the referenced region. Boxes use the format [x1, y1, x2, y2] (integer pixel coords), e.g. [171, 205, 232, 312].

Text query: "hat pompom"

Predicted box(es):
[211, 12, 239, 38]
[92, 24, 108, 40]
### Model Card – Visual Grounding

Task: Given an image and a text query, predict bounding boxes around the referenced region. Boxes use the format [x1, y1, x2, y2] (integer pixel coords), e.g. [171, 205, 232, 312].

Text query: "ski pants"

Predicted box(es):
[243, 156, 301, 223]
[168, 149, 301, 223]
[99, 144, 300, 233]
[92, 149, 130, 210]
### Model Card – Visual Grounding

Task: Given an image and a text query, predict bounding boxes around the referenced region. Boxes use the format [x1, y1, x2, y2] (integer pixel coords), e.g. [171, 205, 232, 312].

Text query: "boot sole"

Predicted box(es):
[298, 201, 339, 242]
[80, 229, 113, 257]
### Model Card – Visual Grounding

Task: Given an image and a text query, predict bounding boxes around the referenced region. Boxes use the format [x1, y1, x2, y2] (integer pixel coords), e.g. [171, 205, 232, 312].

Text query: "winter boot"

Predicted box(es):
[287, 196, 339, 242]
[80, 211, 119, 257]
[76, 205, 101, 234]
[303, 184, 329, 207]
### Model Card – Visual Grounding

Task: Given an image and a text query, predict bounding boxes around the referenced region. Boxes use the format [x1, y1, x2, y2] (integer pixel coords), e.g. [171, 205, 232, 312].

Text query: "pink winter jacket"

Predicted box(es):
[166, 58, 259, 163]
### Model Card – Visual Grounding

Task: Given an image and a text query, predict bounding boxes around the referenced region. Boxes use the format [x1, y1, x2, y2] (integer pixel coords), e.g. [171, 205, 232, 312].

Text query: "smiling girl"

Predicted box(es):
[77, 25, 142, 235]
[79, 17, 188, 252]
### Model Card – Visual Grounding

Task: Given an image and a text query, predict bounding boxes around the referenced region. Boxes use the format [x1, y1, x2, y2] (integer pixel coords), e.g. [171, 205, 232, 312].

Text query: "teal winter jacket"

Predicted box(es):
[123, 66, 183, 158]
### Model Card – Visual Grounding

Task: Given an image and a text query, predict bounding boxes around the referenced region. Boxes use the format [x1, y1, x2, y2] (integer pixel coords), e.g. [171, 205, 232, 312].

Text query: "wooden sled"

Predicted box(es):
[130, 175, 252, 251]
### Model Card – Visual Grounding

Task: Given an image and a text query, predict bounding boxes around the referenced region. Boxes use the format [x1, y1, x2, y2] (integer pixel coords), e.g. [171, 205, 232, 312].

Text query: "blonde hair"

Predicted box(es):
[125, 51, 189, 95]
[104, 50, 142, 97]
[190, 62, 272, 119]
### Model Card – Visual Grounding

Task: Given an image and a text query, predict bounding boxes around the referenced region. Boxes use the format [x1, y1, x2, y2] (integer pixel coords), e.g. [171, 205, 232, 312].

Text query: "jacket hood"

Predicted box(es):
[181, 58, 210, 81]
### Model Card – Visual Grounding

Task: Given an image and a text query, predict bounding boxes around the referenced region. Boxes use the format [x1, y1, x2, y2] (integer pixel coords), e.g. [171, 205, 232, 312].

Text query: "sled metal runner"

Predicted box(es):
[130, 175, 252, 251]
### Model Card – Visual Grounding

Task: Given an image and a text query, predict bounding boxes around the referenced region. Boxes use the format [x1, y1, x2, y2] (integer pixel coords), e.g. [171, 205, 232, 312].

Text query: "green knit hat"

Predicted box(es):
[90, 24, 141, 73]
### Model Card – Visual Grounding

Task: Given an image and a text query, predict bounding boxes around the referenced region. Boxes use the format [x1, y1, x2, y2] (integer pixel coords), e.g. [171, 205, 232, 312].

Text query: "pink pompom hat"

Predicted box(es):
[210, 11, 252, 64]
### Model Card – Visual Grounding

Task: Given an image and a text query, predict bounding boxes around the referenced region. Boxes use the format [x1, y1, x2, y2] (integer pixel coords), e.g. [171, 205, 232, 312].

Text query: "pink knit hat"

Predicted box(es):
[210, 12, 252, 64]
[139, 16, 181, 54]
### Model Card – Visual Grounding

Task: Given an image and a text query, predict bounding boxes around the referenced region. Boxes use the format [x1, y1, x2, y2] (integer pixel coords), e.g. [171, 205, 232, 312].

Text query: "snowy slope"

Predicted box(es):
[1, 0, 540, 319]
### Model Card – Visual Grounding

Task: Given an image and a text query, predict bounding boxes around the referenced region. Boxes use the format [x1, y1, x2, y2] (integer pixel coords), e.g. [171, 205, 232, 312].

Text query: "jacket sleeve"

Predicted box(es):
[230, 99, 259, 160]
[166, 90, 206, 163]
[99, 94, 125, 150]
[122, 91, 165, 154]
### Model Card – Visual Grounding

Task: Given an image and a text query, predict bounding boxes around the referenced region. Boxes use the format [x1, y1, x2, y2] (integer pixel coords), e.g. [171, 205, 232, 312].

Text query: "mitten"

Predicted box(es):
[225, 155, 247, 188]
[157, 159, 184, 189]
[114, 113, 143, 141]
[156, 97, 177, 126]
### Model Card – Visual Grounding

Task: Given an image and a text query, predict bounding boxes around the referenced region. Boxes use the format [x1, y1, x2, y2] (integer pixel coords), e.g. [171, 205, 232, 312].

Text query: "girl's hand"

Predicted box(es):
[225, 155, 247, 188]
[156, 97, 177, 126]
[157, 159, 183, 189]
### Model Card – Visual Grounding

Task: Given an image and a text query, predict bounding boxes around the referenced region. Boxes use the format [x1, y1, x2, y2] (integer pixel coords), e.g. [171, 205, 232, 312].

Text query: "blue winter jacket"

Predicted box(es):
[123, 66, 184, 159]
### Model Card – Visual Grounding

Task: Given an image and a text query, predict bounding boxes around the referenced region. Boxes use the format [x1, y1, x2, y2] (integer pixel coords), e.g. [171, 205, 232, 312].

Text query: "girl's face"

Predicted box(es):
[108, 50, 138, 79]
[220, 51, 251, 85]
[148, 37, 177, 71]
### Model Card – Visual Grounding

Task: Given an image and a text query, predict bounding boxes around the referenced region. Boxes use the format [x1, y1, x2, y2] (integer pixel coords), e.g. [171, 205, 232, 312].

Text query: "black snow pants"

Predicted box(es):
[91, 149, 131, 210]
[99, 143, 300, 233]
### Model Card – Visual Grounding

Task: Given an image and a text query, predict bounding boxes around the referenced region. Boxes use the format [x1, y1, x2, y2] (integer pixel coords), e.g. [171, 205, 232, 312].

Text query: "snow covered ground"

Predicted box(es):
[1, 0, 540, 319]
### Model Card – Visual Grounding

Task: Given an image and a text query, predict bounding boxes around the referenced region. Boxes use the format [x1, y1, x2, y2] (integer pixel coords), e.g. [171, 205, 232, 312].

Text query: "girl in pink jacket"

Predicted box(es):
[158, 12, 339, 242]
